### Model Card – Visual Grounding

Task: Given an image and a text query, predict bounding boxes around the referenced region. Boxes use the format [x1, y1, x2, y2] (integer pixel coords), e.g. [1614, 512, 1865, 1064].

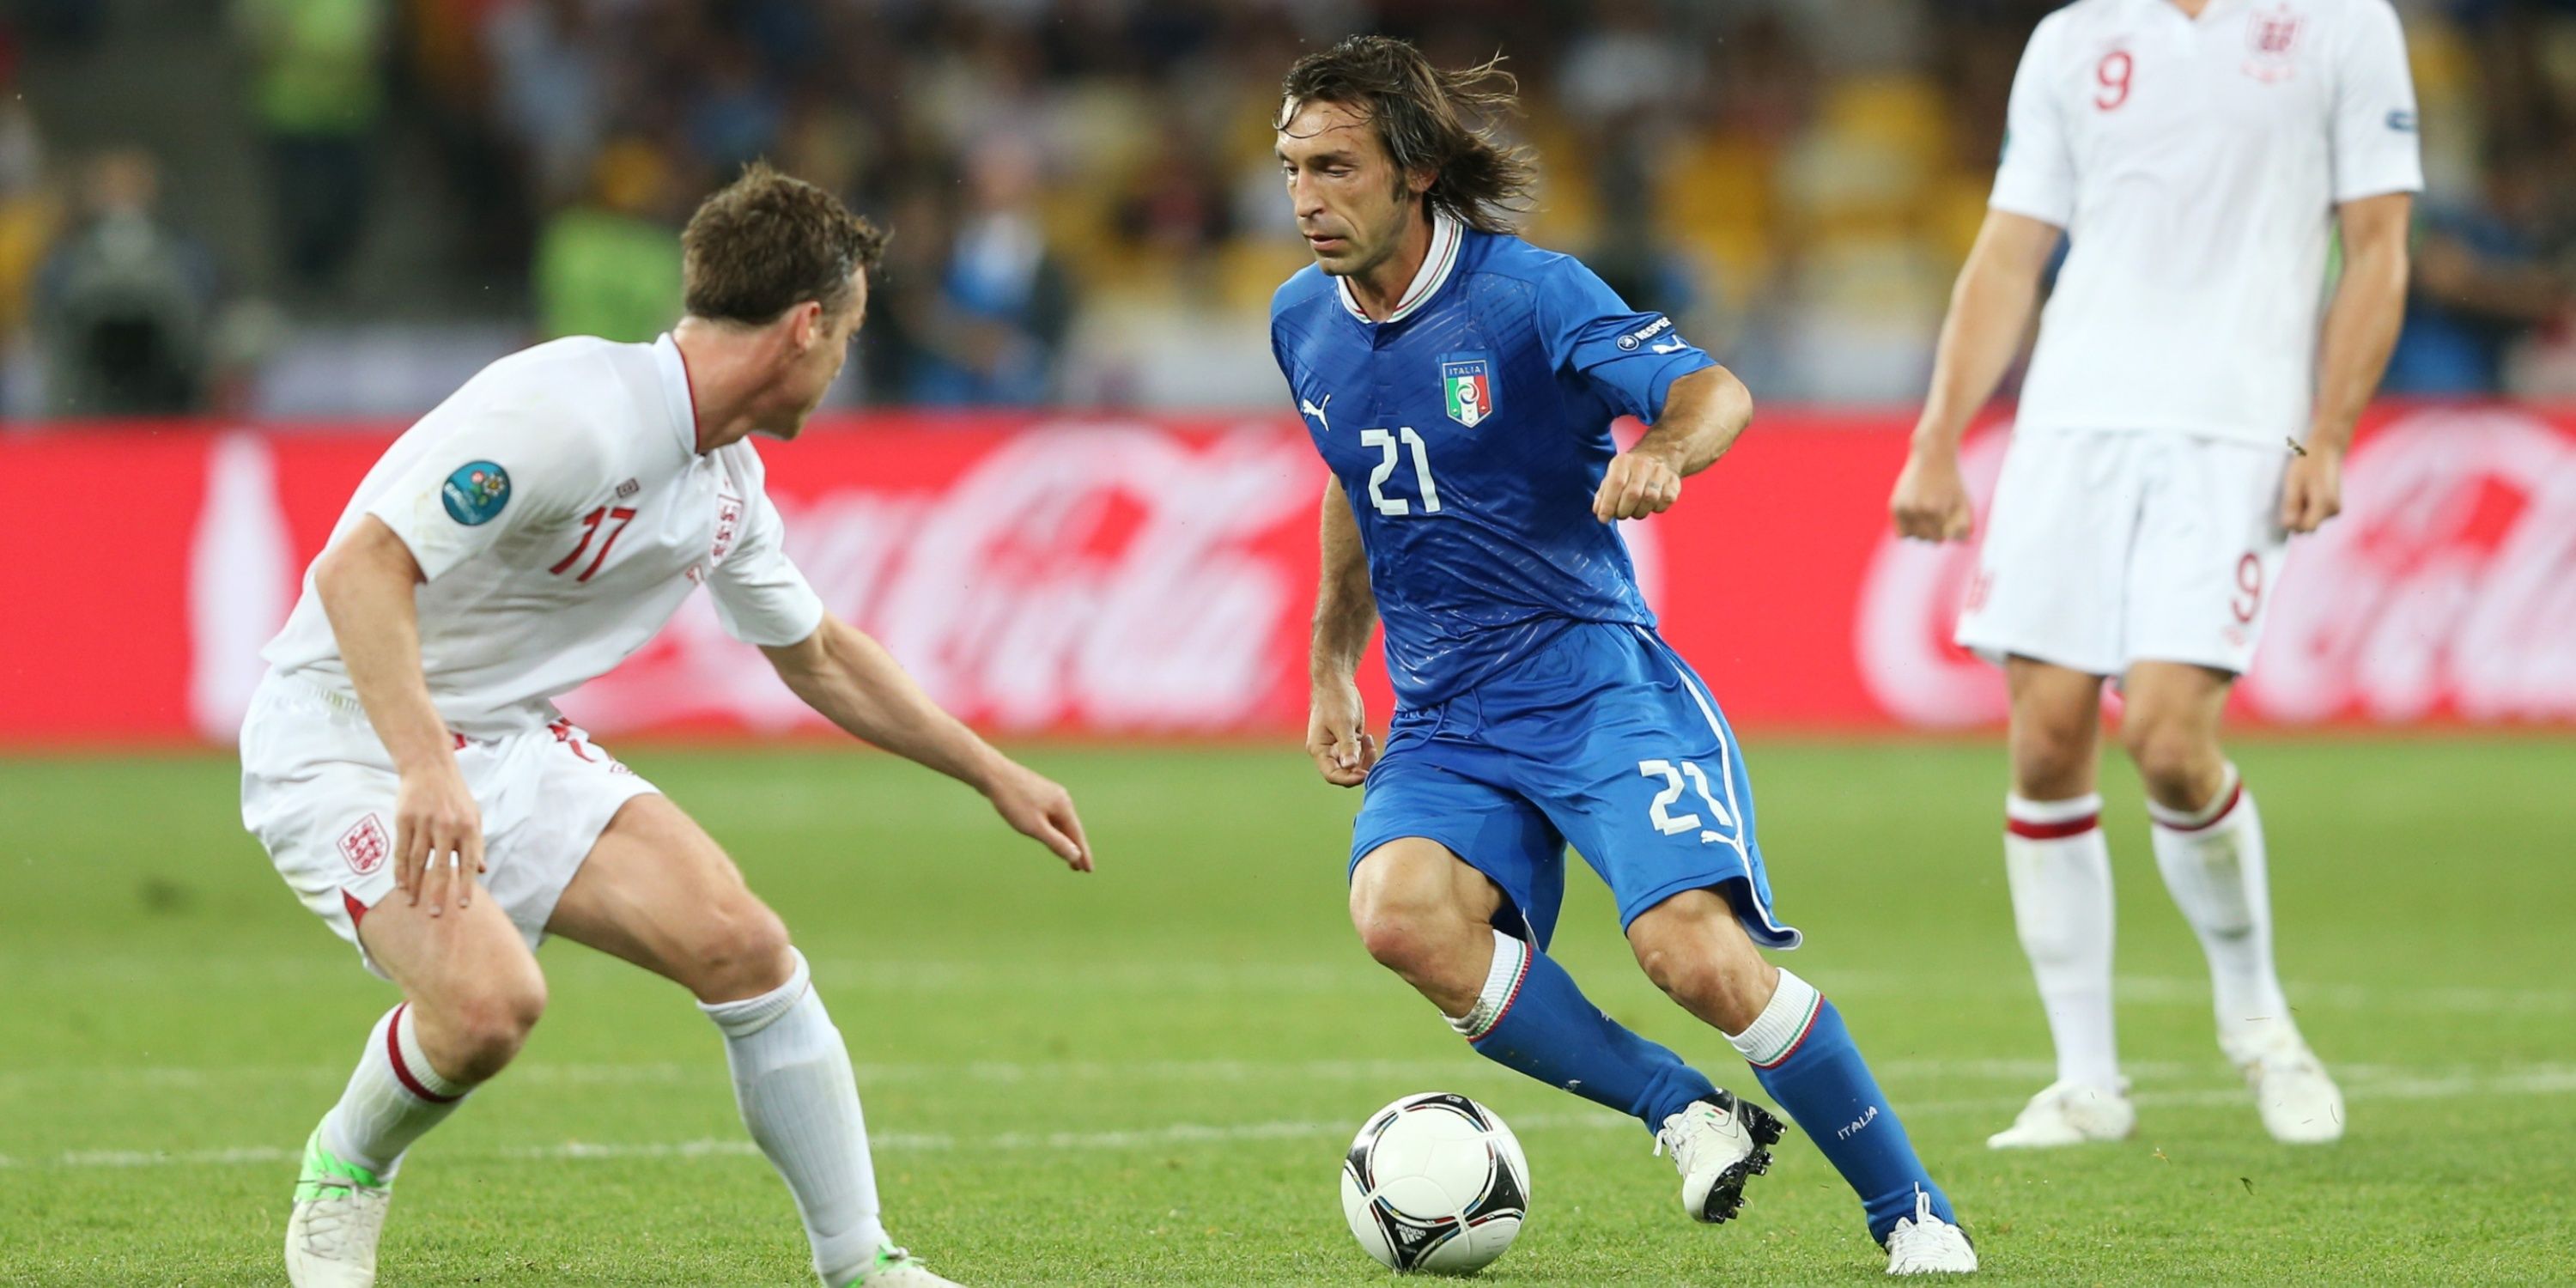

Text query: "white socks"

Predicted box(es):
[2003, 793, 2121, 1091]
[1444, 929, 1530, 1042]
[1723, 969, 1822, 1067]
[700, 949, 886, 1288]
[2148, 766, 2292, 1060]
[319, 1002, 472, 1178]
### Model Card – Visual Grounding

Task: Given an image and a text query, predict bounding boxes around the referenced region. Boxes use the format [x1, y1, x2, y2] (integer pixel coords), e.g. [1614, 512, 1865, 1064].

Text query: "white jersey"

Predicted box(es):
[1991, 0, 2422, 445]
[262, 334, 825, 738]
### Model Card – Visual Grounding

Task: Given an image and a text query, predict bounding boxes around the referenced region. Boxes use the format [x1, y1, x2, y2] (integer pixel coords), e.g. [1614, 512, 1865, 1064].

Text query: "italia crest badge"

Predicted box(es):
[1440, 352, 1494, 428]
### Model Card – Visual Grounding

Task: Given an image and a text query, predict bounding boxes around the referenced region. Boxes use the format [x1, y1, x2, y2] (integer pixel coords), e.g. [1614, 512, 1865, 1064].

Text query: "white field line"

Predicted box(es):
[11, 955, 2573, 1016]
[0, 1054, 2482, 1095]
[6, 1065, 2572, 1172]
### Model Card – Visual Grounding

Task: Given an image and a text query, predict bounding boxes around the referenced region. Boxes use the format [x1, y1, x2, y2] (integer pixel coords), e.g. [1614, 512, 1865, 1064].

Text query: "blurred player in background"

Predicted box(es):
[1275, 37, 1976, 1274]
[1890, 0, 2419, 1147]
[243, 164, 1092, 1288]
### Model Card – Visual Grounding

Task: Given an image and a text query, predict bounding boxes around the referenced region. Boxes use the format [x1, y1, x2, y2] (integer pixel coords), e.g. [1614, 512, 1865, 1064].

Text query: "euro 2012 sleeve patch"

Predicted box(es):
[440, 461, 511, 526]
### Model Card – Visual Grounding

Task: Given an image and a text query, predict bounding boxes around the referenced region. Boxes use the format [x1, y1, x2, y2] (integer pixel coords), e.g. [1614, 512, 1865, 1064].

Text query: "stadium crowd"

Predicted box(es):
[3, 0, 2573, 417]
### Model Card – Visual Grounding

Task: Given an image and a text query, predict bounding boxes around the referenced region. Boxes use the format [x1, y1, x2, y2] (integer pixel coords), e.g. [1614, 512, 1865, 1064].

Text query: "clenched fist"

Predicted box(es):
[2278, 446, 2342, 534]
[1890, 449, 1975, 543]
[1594, 450, 1683, 521]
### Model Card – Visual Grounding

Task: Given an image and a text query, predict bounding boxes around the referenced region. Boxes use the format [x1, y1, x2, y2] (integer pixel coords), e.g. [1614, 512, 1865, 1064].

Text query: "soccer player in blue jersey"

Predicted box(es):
[1269, 38, 1977, 1275]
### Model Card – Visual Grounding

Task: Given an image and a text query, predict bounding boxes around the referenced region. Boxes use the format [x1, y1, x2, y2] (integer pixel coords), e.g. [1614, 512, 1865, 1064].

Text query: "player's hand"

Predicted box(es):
[392, 761, 484, 917]
[983, 762, 1094, 872]
[1308, 679, 1378, 787]
[1593, 450, 1684, 521]
[1890, 448, 1976, 542]
[2279, 445, 2343, 534]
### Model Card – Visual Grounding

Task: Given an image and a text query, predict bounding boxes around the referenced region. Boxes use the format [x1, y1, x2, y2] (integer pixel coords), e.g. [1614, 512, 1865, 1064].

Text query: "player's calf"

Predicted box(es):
[1631, 892, 1967, 1249]
[286, 888, 541, 1287]
[1631, 906, 1780, 1035]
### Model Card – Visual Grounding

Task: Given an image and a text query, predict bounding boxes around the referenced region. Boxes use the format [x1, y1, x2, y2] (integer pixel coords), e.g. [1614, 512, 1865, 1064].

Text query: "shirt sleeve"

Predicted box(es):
[1534, 259, 1717, 423]
[705, 449, 828, 648]
[2330, 1, 2423, 204]
[363, 404, 603, 583]
[1989, 15, 2076, 227]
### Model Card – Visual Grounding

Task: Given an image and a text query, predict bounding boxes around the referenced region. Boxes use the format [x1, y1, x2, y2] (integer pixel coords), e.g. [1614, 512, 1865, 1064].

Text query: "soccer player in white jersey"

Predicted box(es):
[242, 165, 1093, 1287]
[1889, 0, 2419, 1148]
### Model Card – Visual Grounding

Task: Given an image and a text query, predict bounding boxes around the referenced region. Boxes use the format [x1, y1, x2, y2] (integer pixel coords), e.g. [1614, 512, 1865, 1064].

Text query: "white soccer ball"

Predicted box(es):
[1340, 1092, 1530, 1275]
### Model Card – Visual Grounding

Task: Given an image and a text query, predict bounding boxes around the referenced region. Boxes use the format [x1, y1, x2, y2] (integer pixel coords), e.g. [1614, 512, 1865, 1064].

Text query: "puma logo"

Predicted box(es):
[1300, 393, 1332, 433]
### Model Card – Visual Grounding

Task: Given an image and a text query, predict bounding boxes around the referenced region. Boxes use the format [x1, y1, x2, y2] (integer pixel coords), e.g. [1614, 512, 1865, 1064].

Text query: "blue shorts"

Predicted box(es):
[1348, 621, 1800, 954]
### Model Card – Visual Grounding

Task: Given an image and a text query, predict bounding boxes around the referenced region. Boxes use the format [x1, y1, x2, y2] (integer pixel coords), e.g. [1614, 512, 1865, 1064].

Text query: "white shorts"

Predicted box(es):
[1956, 428, 2292, 677]
[239, 671, 659, 977]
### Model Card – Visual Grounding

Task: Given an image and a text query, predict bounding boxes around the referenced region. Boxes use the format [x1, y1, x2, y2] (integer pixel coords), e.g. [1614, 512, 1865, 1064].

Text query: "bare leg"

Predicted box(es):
[1999, 656, 2123, 1097]
[550, 795, 882, 1286]
[2122, 662, 2303, 1070]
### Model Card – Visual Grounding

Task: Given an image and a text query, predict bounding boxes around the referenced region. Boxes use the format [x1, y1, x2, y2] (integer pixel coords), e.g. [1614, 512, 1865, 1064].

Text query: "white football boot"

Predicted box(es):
[2232, 1023, 2345, 1144]
[285, 1129, 392, 1288]
[1984, 1079, 2136, 1149]
[1883, 1187, 1979, 1275]
[839, 1244, 967, 1287]
[1653, 1091, 1785, 1224]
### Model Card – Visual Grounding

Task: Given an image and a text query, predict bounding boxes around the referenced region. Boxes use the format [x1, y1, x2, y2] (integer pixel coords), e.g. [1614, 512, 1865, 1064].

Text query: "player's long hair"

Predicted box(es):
[1278, 36, 1536, 235]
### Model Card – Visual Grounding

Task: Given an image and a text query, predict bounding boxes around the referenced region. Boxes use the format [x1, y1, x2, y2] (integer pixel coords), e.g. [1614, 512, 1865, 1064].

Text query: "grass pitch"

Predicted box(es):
[3, 738, 2572, 1285]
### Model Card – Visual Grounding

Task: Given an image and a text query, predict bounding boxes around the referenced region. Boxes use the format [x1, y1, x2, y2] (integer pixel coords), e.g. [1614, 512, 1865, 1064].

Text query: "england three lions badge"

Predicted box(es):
[2243, 4, 2303, 82]
[1439, 352, 1495, 428]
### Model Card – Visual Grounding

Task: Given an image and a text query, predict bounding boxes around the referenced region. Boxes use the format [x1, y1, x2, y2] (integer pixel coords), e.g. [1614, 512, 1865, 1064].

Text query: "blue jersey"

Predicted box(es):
[1269, 214, 1716, 709]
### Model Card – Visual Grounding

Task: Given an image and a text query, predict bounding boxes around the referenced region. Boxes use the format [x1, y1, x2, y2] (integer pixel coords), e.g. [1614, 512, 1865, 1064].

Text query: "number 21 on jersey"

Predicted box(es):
[1360, 427, 1442, 516]
[1638, 758, 1736, 844]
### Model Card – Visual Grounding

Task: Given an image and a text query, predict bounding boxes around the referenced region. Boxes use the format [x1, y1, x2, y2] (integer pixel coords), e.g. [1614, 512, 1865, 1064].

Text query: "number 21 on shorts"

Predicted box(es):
[1637, 758, 1735, 844]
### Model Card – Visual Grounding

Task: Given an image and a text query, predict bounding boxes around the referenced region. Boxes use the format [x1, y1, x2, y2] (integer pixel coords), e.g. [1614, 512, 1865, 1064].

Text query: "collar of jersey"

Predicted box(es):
[651, 333, 699, 455]
[1336, 210, 1463, 326]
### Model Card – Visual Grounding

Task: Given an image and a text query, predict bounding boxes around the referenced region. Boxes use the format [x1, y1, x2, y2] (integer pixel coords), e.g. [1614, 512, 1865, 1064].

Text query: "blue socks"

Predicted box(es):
[1438, 935, 1957, 1245]
[1728, 969, 1956, 1243]
[1450, 930, 1716, 1130]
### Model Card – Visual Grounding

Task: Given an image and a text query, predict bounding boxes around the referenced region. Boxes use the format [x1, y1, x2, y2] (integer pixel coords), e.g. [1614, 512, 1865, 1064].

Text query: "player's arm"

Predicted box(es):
[761, 617, 1092, 872]
[1307, 476, 1380, 787]
[1594, 364, 1753, 521]
[2282, 191, 2412, 533]
[312, 516, 484, 915]
[1890, 210, 2065, 542]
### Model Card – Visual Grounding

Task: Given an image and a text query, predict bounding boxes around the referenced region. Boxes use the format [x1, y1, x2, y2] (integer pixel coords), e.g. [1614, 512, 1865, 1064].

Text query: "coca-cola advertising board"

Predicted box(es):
[4, 406, 2573, 749]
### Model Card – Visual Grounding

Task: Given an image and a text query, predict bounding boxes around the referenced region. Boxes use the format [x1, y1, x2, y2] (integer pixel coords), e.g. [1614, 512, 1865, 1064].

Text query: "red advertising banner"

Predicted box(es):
[4, 404, 2573, 748]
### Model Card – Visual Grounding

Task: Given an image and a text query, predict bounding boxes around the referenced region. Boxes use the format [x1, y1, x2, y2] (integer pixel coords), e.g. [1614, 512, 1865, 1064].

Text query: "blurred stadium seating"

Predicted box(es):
[3, 0, 2571, 420]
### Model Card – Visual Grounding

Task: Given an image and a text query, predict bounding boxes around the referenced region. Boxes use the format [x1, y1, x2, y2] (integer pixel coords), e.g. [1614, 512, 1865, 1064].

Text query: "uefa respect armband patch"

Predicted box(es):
[441, 461, 512, 526]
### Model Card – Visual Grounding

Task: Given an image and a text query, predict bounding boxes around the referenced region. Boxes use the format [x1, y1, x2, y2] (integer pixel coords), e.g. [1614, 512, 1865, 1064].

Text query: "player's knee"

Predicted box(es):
[1635, 941, 1718, 1006]
[1350, 888, 1483, 990]
[1352, 903, 1453, 977]
[2122, 718, 2220, 805]
[682, 901, 794, 1003]
[2010, 714, 2095, 799]
[442, 975, 546, 1082]
[1630, 896, 1775, 1032]
[1635, 937, 1770, 1031]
